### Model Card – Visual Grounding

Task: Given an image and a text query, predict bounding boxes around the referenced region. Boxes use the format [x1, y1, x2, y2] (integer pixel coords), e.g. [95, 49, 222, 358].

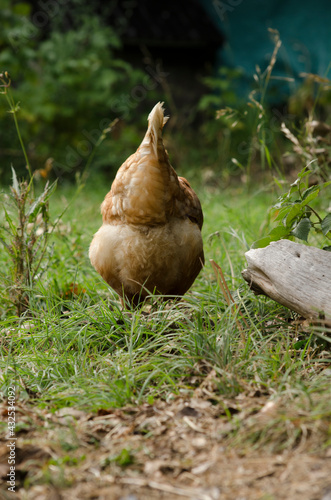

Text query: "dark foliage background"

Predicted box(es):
[1, 0, 331, 184]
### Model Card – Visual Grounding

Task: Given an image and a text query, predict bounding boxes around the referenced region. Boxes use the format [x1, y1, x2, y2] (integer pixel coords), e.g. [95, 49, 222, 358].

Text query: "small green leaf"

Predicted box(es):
[268, 225, 290, 239]
[11, 166, 20, 196]
[285, 203, 302, 225]
[253, 224, 290, 249]
[297, 167, 311, 180]
[252, 236, 272, 249]
[9, 102, 21, 114]
[273, 205, 292, 222]
[4, 208, 16, 236]
[288, 182, 300, 196]
[147, 395, 154, 405]
[293, 340, 308, 350]
[0, 235, 11, 253]
[301, 185, 319, 201]
[291, 217, 311, 241]
[27, 192, 46, 219]
[300, 187, 319, 206]
[264, 144, 272, 168]
[104, 448, 134, 467]
[116, 448, 133, 466]
[27, 180, 57, 219]
[321, 214, 331, 236]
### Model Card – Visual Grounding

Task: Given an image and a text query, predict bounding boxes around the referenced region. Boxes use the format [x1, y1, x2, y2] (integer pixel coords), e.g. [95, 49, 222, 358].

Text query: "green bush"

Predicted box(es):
[253, 167, 331, 249]
[0, 4, 148, 181]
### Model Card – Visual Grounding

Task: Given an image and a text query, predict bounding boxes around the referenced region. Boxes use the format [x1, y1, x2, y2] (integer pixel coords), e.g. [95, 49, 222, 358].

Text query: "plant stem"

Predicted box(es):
[307, 205, 323, 223]
[5, 90, 33, 184]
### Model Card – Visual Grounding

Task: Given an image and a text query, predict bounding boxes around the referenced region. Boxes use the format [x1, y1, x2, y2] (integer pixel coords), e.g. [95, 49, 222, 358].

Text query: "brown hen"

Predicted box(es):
[89, 102, 204, 305]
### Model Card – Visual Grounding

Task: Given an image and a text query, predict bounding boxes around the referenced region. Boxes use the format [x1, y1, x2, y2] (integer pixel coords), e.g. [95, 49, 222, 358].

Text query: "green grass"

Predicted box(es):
[0, 176, 330, 453]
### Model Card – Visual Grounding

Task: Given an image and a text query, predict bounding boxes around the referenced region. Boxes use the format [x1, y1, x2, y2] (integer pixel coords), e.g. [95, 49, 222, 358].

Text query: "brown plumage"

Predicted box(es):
[89, 102, 204, 305]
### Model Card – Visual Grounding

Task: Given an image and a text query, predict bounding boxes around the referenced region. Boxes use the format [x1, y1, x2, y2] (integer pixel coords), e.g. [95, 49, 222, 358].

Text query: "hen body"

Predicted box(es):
[89, 102, 204, 305]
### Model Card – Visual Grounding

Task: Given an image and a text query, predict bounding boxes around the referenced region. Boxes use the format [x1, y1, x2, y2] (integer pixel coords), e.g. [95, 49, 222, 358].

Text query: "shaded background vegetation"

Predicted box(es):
[1, 0, 331, 186]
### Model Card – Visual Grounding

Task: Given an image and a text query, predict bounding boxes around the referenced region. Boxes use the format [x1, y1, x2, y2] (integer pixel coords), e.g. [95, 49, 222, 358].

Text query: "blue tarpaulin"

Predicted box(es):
[201, 0, 331, 101]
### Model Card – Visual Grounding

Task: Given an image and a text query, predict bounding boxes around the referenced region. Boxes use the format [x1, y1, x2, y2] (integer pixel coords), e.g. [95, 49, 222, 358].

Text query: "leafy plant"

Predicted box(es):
[0, 168, 57, 316]
[197, 66, 251, 178]
[253, 167, 331, 249]
[280, 109, 331, 181]
[198, 29, 295, 179]
[247, 28, 285, 172]
[0, 72, 57, 316]
[0, 11, 146, 180]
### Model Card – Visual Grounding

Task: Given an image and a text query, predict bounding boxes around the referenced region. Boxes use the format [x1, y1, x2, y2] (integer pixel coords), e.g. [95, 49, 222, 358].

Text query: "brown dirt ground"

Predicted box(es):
[1, 386, 331, 500]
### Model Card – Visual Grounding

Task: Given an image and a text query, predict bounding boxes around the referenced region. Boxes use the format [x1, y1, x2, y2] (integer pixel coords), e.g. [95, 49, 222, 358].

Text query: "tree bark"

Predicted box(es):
[242, 240, 331, 322]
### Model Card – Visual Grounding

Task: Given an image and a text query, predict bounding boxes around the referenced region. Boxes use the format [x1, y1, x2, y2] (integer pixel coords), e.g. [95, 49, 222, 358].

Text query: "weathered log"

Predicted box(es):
[242, 239, 331, 321]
